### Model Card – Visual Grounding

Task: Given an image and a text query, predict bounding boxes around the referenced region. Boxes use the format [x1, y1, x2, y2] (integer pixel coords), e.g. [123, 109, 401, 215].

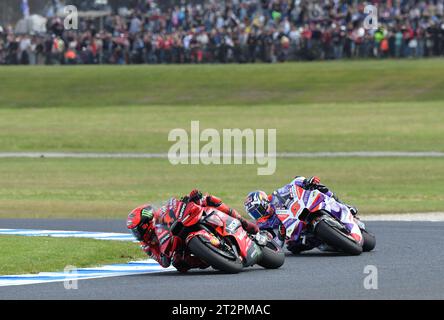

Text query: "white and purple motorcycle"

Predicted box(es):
[257, 184, 376, 256]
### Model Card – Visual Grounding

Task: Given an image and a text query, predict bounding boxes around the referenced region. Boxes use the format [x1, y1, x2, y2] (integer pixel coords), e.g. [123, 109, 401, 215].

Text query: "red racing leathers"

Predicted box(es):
[135, 191, 257, 273]
[187, 189, 259, 234]
[136, 204, 208, 273]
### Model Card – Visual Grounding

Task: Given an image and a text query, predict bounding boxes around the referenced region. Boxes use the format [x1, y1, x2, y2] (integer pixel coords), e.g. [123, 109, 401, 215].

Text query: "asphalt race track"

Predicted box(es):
[0, 219, 443, 300]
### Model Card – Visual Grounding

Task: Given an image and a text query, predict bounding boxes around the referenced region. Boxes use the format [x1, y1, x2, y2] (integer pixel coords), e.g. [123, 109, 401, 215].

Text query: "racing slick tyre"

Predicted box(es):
[361, 229, 376, 252]
[257, 241, 285, 269]
[314, 220, 362, 256]
[188, 236, 243, 274]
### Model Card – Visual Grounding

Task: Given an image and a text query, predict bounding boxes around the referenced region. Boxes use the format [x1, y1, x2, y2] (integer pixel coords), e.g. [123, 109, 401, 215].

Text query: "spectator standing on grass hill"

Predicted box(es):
[2, 0, 444, 65]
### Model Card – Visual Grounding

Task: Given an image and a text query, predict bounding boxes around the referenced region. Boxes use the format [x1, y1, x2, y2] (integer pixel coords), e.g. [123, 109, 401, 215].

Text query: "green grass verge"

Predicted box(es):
[1, 60, 444, 108]
[1, 60, 443, 218]
[0, 101, 443, 153]
[0, 157, 443, 218]
[0, 235, 145, 275]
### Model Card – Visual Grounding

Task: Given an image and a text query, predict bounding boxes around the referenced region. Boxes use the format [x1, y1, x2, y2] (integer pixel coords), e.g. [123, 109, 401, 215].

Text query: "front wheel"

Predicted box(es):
[361, 229, 376, 252]
[257, 240, 285, 269]
[188, 236, 243, 274]
[314, 220, 362, 256]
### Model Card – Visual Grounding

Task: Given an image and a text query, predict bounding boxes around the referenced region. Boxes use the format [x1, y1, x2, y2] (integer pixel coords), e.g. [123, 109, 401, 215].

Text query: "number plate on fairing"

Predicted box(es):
[276, 208, 301, 238]
[275, 185, 308, 238]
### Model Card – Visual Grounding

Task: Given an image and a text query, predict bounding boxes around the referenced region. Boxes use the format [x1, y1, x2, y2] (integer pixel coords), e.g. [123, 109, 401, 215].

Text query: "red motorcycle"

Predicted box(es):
[155, 198, 285, 273]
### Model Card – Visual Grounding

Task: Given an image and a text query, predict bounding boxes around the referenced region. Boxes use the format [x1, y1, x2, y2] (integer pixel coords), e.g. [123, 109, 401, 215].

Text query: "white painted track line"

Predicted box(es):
[361, 212, 444, 221]
[0, 151, 443, 159]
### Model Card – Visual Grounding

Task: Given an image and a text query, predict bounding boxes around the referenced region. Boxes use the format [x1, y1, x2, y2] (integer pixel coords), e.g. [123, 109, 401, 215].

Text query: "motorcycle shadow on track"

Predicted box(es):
[284, 250, 359, 258]
[142, 266, 273, 277]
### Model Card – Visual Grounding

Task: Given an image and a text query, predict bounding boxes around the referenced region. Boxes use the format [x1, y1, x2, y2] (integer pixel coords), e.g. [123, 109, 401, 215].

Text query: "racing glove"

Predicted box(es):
[239, 217, 259, 234]
[189, 189, 203, 201]
[347, 205, 358, 216]
[180, 195, 190, 204]
[303, 176, 321, 189]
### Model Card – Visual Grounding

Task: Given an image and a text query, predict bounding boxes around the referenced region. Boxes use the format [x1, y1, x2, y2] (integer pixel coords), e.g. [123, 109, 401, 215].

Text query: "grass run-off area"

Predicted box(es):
[1, 60, 444, 108]
[0, 101, 443, 153]
[0, 235, 145, 275]
[0, 157, 443, 218]
[0, 59, 443, 218]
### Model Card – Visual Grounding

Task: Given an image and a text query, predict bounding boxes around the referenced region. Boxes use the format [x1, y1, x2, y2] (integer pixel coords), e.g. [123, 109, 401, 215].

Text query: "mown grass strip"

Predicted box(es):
[0, 235, 145, 275]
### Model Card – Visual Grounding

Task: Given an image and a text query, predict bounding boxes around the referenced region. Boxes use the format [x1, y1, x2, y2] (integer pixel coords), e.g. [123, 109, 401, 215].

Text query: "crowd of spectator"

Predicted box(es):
[1, 0, 444, 65]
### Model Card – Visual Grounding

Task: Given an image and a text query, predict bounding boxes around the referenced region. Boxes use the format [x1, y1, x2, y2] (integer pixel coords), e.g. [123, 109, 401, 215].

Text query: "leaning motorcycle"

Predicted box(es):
[262, 185, 375, 256]
[155, 198, 285, 273]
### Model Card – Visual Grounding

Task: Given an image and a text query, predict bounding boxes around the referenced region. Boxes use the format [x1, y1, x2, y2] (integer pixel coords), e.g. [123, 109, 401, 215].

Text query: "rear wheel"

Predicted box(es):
[188, 236, 243, 274]
[314, 220, 362, 256]
[361, 229, 376, 252]
[257, 241, 285, 269]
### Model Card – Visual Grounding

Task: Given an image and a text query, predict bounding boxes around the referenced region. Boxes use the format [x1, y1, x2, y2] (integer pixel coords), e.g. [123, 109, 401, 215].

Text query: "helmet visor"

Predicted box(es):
[247, 207, 264, 220]
[130, 225, 146, 241]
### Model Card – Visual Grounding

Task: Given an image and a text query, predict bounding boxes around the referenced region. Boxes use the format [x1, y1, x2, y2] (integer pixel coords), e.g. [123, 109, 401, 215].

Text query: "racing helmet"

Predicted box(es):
[244, 191, 270, 220]
[126, 204, 155, 241]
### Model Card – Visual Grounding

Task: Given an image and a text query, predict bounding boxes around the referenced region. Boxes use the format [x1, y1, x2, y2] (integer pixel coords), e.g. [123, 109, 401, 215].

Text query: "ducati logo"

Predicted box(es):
[178, 203, 187, 219]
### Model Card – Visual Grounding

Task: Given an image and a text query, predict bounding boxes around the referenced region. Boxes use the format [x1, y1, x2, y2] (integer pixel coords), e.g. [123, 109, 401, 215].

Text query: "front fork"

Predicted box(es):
[244, 231, 277, 267]
[237, 232, 272, 268]
[354, 216, 367, 231]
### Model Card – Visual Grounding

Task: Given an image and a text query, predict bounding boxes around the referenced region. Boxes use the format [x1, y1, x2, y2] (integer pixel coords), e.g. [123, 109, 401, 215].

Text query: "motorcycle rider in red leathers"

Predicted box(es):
[186, 189, 259, 234]
[126, 190, 259, 273]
